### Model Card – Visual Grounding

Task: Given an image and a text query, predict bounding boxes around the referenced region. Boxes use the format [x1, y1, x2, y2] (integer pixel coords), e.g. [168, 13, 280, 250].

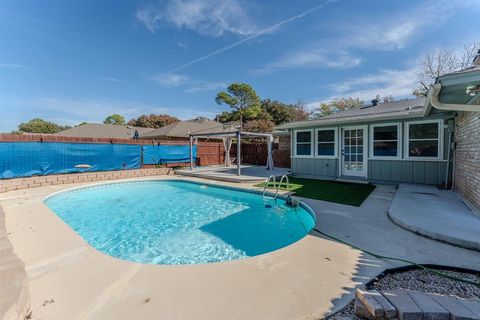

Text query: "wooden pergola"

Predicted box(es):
[188, 130, 274, 176]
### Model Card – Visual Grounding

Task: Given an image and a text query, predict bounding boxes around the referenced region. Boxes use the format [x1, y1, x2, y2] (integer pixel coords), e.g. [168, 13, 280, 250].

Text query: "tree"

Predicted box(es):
[103, 114, 126, 125]
[18, 118, 69, 134]
[314, 97, 364, 118]
[288, 99, 311, 122]
[261, 99, 293, 125]
[127, 114, 179, 128]
[413, 41, 480, 97]
[215, 83, 260, 128]
[242, 119, 275, 133]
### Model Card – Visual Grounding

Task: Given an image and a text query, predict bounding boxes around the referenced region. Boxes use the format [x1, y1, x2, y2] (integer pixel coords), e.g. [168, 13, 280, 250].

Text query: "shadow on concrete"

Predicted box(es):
[303, 184, 480, 317]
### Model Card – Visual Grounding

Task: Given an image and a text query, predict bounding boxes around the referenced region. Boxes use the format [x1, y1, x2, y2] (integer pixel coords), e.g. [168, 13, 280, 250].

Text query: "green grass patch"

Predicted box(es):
[256, 177, 375, 206]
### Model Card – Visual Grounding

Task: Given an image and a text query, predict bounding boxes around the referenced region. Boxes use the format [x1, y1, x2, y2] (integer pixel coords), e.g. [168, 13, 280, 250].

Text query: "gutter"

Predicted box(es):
[428, 83, 480, 112]
[276, 111, 424, 130]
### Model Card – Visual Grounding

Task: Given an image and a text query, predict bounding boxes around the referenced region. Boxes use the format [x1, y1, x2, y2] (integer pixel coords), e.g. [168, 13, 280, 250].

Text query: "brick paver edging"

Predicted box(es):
[0, 168, 172, 193]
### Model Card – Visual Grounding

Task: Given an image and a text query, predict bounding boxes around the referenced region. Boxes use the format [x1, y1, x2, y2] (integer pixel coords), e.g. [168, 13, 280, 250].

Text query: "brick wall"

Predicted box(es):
[0, 168, 173, 193]
[454, 111, 480, 210]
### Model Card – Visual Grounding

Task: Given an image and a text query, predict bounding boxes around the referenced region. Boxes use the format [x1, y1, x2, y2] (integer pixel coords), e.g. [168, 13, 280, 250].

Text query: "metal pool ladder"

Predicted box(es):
[262, 175, 276, 198]
[274, 175, 290, 201]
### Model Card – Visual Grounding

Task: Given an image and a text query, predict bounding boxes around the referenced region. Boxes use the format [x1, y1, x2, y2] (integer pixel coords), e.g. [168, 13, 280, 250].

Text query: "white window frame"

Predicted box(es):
[369, 123, 402, 160]
[404, 119, 443, 160]
[315, 127, 338, 159]
[293, 129, 314, 158]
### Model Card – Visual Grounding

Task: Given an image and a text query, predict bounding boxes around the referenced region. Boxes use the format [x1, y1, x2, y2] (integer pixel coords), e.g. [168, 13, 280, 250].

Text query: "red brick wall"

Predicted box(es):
[454, 111, 480, 211]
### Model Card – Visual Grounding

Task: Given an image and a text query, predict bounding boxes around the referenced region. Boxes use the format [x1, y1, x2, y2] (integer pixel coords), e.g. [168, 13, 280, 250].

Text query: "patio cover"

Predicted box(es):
[188, 128, 275, 176]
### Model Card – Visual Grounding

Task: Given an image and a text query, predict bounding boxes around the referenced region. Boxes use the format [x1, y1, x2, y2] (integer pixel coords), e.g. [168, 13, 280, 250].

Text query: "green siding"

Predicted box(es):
[290, 113, 453, 185]
[368, 160, 447, 185]
[291, 158, 337, 178]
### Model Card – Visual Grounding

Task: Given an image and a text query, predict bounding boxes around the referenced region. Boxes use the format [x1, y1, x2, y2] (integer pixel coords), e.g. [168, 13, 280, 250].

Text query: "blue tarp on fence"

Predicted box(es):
[142, 145, 196, 165]
[0, 142, 142, 179]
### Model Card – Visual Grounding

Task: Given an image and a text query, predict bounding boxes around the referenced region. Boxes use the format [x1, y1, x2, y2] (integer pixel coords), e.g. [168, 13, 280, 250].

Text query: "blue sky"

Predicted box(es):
[0, 0, 478, 131]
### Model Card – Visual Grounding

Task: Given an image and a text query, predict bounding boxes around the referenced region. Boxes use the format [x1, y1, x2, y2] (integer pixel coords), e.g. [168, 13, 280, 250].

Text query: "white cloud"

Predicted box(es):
[319, 68, 418, 103]
[92, 76, 127, 83]
[184, 81, 226, 93]
[151, 73, 190, 88]
[337, 0, 472, 51]
[150, 1, 337, 75]
[150, 73, 225, 93]
[0, 62, 30, 69]
[250, 49, 361, 75]
[136, 0, 257, 37]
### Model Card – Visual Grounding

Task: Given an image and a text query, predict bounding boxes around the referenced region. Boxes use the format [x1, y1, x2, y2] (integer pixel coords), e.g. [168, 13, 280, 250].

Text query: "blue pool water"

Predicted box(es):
[45, 180, 315, 265]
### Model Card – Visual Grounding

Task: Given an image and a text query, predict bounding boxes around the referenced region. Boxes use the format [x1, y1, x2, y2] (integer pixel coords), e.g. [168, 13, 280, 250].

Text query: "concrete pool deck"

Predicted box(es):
[389, 184, 480, 251]
[1, 176, 480, 319]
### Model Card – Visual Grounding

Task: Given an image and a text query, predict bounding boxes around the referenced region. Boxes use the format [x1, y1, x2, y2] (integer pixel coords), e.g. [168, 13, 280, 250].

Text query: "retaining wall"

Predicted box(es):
[0, 168, 172, 193]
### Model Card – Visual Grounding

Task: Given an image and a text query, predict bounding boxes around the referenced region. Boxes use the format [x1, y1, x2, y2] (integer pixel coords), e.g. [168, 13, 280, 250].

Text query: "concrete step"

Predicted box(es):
[405, 290, 449, 320]
[356, 288, 480, 320]
[382, 289, 423, 320]
[356, 288, 396, 319]
[427, 294, 478, 320]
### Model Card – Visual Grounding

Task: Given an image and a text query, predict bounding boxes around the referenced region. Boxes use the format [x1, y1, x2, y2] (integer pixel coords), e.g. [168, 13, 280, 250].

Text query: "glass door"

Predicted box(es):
[342, 126, 367, 177]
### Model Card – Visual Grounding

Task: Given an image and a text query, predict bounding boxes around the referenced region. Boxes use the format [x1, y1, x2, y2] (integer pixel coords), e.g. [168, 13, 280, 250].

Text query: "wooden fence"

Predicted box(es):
[0, 134, 224, 167]
[0, 134, 290, 168]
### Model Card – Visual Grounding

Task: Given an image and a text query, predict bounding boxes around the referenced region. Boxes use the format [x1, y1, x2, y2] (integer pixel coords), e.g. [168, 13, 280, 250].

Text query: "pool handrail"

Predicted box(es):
[262, 175, 277, 198]
[274, 175, 290, 201]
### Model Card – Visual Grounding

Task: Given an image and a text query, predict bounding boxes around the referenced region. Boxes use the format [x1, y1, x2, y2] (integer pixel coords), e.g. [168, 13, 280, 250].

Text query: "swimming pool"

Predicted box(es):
[44, 180, 315, 265]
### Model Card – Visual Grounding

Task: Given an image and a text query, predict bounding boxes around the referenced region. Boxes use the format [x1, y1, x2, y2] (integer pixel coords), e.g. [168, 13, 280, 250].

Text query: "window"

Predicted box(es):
[294, 130, 313, 156]
[406, 120, 442, 159]
[316, 128, 337, 157]
[371, 124, 400, 158]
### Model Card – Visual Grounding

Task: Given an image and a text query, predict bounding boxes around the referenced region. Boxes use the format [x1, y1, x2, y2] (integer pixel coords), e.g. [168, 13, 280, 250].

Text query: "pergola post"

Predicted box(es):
[189, 134, 193, 171]
[236, 130, 241, 176]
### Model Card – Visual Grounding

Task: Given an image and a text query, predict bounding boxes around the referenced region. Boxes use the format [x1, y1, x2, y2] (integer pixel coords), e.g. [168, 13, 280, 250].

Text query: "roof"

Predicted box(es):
[277, 98, 427, 129]
[140, 117, 236, 139]
[55, 123, 154, 139]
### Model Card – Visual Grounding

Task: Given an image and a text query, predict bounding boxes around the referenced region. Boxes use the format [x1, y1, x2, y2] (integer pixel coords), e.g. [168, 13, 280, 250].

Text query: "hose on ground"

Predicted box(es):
[311, 227, 480, 287]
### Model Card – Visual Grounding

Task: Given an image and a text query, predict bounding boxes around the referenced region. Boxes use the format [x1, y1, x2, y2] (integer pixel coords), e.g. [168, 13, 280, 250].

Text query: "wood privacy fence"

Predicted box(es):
[231, 143, 291, 168]
[0, 134, 290, 169]
[0, 134, 224, 167]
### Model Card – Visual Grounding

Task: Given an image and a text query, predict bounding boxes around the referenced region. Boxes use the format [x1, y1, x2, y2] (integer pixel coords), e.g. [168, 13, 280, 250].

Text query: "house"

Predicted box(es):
[277, 97, 452, 185]
[55, 123, 154, 139]
[277, 51, 480, 210]
[140, 117, 236, 140]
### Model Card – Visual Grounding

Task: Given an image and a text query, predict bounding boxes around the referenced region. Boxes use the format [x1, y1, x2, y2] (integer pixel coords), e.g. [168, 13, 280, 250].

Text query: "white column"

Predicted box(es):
[266, 135, 274, 170]
[237, 131, 241, 176]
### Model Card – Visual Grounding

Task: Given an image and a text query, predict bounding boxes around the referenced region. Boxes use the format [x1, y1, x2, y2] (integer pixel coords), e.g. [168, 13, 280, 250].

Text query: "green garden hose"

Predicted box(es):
[311, 227, 480, 287]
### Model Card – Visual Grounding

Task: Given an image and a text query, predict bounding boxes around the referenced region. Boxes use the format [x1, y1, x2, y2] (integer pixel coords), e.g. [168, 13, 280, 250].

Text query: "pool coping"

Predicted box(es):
[43, 177, 317, 225]
[41, 178, 318, 266]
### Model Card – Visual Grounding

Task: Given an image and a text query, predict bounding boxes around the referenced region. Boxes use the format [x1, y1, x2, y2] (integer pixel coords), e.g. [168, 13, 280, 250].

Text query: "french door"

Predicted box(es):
[341, 126, 367, 177]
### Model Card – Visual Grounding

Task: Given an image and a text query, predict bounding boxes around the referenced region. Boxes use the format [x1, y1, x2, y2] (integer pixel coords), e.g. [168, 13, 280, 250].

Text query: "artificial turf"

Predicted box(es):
[256, 177, 375, 207]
